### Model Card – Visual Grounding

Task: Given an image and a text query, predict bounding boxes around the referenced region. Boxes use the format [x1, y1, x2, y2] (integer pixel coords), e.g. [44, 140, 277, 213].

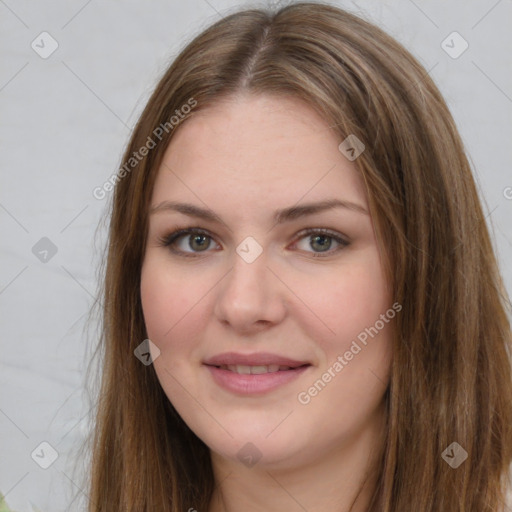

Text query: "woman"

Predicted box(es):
[83, 2, 512, 510]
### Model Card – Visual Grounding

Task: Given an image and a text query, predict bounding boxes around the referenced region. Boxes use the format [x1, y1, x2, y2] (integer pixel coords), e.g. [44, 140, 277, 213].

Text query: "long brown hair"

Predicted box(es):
[81, 2, 512, 510]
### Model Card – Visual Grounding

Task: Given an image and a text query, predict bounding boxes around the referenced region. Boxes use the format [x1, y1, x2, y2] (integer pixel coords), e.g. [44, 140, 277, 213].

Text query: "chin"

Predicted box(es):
[203, 425, 312, 471]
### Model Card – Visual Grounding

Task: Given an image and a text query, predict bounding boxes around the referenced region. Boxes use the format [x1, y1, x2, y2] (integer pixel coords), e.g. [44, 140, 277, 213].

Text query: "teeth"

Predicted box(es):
[251, 365, 279, 374]
[220, 364, 289, 374]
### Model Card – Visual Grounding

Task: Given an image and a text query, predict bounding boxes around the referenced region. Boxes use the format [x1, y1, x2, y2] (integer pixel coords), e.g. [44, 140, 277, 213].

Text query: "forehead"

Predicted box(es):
[150, 94, 368, 215]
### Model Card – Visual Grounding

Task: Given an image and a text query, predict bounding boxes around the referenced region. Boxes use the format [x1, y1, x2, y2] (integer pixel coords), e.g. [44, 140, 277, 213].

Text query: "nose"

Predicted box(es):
[213, 245, 287, 334]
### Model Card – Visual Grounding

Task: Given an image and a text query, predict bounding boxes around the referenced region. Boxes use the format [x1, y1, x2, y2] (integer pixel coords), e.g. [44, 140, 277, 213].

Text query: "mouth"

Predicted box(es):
[202, 352, 312, 394]
[203, 351, 311, 368]
[208, 363, 311, 374]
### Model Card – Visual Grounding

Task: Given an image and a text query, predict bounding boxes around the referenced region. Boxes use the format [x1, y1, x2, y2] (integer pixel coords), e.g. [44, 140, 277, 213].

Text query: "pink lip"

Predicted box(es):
[204, 365, 310, 395]
[202, 352, 312, 395]
[203, 352, 309, 368]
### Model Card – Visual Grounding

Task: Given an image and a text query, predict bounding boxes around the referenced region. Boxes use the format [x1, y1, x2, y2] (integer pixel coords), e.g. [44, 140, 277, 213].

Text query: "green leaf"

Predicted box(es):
[0, 492, 17, 512]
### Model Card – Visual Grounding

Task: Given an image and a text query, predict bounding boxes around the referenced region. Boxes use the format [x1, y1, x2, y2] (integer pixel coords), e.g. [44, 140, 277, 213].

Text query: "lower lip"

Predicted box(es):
[204, 365, 311, 394]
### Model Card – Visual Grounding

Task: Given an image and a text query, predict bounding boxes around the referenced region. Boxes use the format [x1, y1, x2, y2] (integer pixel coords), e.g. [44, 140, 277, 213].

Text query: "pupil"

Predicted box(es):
[190, 234, 209, 251]
[311, 235, 331, 252]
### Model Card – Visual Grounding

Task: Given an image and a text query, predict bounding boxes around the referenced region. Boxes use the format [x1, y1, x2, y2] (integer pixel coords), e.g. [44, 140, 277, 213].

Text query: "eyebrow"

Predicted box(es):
[150, 198, 369, 224]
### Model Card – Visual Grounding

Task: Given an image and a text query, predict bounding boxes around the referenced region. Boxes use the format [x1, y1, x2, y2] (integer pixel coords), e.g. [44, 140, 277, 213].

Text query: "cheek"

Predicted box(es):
[293, 254, 393, 436]
[140, 256, 210, 348]
[296, 250, 390, 347]
[140, 263, 172, 341]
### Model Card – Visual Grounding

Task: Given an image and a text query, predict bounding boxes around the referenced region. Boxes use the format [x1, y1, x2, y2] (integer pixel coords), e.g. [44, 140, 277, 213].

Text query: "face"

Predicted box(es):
[140, 93, 394, 470]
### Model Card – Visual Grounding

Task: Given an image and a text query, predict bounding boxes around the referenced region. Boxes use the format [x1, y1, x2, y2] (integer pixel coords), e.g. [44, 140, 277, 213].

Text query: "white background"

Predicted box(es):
[1, 0, 511, 510]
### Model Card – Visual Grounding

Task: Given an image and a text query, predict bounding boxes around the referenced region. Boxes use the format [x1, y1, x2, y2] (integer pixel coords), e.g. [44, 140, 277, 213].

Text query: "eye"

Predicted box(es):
[291, 228, 349, 257]
[158, 227, 349, 258]
[158, 228, 220, 257]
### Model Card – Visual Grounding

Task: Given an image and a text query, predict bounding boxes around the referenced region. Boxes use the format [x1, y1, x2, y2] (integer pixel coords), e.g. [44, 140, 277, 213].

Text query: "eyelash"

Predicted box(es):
[157, 227, 350, 259]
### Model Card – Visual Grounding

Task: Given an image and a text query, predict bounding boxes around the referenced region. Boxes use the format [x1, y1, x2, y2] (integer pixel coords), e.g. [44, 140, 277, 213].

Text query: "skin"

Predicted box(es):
[140, 93, 394, 512]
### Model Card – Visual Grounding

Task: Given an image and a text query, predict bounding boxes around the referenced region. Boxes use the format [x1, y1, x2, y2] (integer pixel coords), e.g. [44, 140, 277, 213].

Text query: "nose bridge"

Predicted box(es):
[226, 241, 270, 299]
[213, 238, 286, 329]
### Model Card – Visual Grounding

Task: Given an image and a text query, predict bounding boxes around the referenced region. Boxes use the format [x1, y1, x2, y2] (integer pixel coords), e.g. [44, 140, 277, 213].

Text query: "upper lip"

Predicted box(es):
[203, 352, 311, 368]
